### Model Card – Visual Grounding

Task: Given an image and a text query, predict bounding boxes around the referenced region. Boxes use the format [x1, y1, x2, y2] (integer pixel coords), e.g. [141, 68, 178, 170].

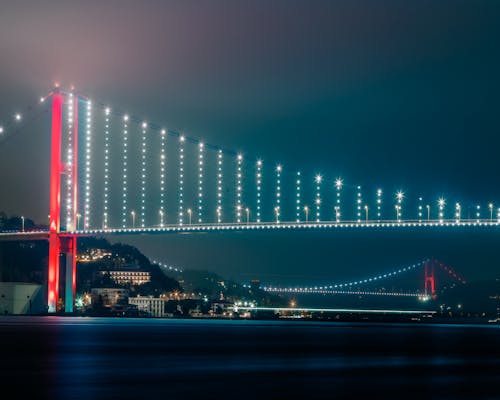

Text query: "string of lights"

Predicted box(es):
[159, 129, 166, 227]
[83, 100, 92, 230]
[296, 171, 301, 222]
[217, 150, 223, 223]
[121, 115, 129, 228]
[65, 93, 74, 230]
[256, 160, 262, 223]
[275, 165, 282, 223]
[197, 142, 204, 223]
[178, 136, 185, 225]
[236, 154, 243, 223]
[261, 261, 426, 293]
[103, 107, 111, 229]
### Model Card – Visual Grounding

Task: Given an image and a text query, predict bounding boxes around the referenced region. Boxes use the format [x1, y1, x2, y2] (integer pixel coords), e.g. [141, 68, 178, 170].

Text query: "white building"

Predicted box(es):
[99, 270, 151, 286]
[0, 282, 45, 314]
[129, 296, 166, 317]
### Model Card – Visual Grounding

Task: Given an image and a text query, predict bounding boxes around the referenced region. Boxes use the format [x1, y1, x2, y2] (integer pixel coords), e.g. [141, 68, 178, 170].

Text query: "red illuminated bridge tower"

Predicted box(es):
[424, 259, 437, 300]
[48, 89, 78, 313]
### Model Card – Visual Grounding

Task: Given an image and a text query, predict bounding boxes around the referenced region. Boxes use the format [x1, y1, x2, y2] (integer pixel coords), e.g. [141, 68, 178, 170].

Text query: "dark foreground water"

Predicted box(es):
[0, 317, 499, 400]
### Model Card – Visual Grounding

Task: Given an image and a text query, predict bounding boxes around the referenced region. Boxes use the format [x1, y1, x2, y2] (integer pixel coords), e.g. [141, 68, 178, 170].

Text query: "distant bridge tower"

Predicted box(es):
[424, 259, 436, 299]
[48, 89, 78, 313]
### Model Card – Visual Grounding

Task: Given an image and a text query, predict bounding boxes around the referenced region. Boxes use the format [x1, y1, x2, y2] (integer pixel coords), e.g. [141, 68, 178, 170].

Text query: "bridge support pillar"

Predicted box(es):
[48, 89, 79, 313]
[62, 236, 77, 313]
[48, 90, 63, 312]
[424, 260, 436, 299]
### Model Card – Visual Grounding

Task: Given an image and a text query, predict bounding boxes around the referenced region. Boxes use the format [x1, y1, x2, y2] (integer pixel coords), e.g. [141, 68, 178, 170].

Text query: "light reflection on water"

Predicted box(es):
[1, 317, 499, 399]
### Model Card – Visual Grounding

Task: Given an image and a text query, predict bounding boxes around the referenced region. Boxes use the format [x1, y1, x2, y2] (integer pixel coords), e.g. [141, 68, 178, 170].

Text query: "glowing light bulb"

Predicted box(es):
[15, 113, 21, 121]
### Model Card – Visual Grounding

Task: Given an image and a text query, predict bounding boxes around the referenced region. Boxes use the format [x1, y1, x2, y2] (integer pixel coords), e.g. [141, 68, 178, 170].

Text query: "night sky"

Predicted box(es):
[0, 1, 499, 287]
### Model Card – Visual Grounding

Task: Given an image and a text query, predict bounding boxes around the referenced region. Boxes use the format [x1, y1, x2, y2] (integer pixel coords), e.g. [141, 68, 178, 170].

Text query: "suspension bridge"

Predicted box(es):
[0, 86, 495, 312]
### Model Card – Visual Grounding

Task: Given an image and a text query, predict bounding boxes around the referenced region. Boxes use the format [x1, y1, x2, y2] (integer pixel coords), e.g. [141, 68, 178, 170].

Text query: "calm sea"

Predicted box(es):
[0, 316, 499, 399]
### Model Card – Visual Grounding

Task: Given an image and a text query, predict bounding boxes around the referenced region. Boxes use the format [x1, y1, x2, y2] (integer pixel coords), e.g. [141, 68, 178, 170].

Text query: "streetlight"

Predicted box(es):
[364, 205, 369, 222]
[245, 207, 250, 224]
[304, 206, 309, 223]
[395, 205, 400, 221]
[76, 213, 81, 230]
[274, 206, 280, 223]
[159, 209, 164, 227]
[426, 205, 430, 221]
[21, 216, 25, 232]
[489, 203, 494, 221]
[187, 208, 192, 225]
[131, 211, 136, 228]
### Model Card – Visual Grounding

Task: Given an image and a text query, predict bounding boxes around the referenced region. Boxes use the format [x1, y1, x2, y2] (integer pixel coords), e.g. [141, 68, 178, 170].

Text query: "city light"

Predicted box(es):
[14, 113, 21, 121]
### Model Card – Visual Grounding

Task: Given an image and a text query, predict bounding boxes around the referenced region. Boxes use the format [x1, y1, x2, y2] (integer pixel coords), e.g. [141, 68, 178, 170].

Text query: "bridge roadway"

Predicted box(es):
[0, 218, 499, 240]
